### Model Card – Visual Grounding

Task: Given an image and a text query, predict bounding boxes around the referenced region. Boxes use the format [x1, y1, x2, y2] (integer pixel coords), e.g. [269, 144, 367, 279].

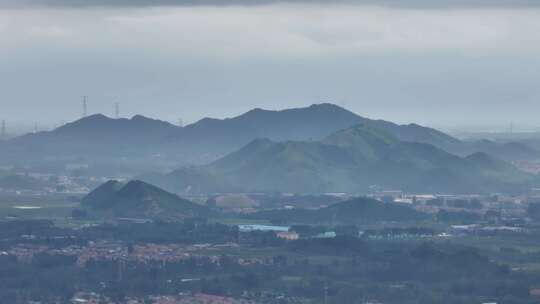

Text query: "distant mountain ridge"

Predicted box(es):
[15, 114, 177, 143]
[1, 103, 538, 174]
[1, 115, 182, 173]
[144, 124, 533, 194]
[173, 103, 460, 153]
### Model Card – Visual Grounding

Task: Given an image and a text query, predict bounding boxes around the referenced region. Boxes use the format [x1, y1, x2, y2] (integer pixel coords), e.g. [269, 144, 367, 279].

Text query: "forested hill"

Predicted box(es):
[146, 124, 532, 194]
[82, 180, 209, 220]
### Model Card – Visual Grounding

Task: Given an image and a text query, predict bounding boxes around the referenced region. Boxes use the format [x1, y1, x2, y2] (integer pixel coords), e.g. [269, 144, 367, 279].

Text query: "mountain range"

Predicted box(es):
[170, 103, 459, 158]
[143, 124, 533, 194]
[1, 103, 538, 178]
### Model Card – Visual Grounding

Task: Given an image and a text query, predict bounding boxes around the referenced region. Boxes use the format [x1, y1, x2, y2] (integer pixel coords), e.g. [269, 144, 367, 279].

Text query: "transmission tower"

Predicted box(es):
[1, 120, 5, 139]
[115, 102, 120, 119]
[117, 259, 126, 282]
[82, 96, 88, 118]
[324, 281, 328, 304]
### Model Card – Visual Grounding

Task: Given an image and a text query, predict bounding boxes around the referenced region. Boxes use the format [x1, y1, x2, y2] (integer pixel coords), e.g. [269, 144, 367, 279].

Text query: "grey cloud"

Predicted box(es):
[2, 0, 540, 9]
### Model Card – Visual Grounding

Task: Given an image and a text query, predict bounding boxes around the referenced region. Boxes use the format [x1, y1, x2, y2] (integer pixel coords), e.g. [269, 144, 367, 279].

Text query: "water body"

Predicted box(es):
[238, 224, 290, 232]
[12, 206, 42, 210]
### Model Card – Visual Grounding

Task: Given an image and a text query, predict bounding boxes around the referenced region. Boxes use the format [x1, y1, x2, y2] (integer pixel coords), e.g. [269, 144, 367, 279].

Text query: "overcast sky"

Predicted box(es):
[1, 0, 540, 131]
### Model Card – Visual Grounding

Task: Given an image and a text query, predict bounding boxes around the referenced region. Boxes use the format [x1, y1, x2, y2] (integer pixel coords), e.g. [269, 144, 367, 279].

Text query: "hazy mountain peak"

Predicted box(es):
[308, 102, 348, 111]
[81, 179, 124, 209]
[130, 114, 156, 122]
[224, 103, 353, 123]
[52, 114, 116, 135]
[243, 107, 266, 114]
[118, 179, 164, 195]
[58, 113, 111, 128]
[131, 114, 146, 120]
[49, 113, 178, 139]
[82, 113, 110, 121]
[102, 179, 124, 188]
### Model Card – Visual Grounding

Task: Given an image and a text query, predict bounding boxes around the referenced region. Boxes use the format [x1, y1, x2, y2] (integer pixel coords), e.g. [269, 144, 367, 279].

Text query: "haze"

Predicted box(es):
[1, 0, 540, 130]
[5, 3, 540, 303]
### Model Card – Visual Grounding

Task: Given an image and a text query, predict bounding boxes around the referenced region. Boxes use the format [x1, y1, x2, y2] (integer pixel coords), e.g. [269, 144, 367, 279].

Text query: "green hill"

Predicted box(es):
[146, 124, 533, 194]
[82, 180, 208, 220]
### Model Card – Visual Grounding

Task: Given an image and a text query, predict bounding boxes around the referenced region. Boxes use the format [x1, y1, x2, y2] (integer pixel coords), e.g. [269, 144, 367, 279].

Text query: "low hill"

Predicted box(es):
[82, 180, 208, 220]
[248, 197, 428, 224]
[146, 124, 532, 194]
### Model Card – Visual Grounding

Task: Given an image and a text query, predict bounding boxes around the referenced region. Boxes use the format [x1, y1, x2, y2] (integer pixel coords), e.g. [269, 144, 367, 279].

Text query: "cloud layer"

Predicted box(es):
[2, 0, 540, 9]
[2, 5, 539, 57]
[1, 2, 540, 130]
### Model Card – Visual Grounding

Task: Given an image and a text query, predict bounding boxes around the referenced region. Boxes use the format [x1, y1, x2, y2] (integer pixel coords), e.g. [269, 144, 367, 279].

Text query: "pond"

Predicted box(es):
[238, 224, 289, 232]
